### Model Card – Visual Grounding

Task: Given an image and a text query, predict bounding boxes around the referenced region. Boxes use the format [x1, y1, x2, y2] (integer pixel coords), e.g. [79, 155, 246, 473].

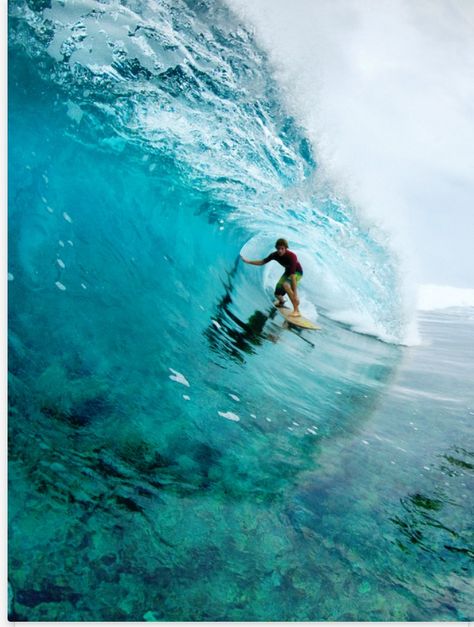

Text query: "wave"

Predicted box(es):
[9, 0, 409, 344]
[11, 2, 474, 622]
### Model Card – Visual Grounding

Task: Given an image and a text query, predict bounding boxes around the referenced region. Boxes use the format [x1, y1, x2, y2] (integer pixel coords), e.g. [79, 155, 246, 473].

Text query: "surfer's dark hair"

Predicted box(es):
[275, 238, 289, 249]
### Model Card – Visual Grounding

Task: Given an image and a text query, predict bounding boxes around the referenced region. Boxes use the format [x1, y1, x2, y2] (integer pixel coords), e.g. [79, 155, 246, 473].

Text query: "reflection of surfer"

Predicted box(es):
[240, 238, 303, 317]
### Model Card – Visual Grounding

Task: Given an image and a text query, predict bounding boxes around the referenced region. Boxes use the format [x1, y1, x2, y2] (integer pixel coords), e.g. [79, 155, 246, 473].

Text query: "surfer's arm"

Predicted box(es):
[240, 256, 265, 266]
[241, 251, 275, 266]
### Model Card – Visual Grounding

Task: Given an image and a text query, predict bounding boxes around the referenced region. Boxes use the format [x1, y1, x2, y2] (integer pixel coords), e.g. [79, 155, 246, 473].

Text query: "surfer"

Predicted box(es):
[240, 238, 302, 317]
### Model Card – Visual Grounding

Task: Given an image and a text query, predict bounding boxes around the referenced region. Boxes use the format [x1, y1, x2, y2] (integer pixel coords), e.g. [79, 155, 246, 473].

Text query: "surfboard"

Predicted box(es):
[275, 305, 321, 330]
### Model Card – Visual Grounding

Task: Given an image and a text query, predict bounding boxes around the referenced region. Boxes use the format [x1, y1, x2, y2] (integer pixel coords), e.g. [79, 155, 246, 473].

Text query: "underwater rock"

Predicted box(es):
[67, 396, 110, 427]
[16, 583, 81, 607]
[36, 363, 110, 427]
[114, 436, 172, 473]
[100, 554, 117, 566]
[114, 494, 144, 514]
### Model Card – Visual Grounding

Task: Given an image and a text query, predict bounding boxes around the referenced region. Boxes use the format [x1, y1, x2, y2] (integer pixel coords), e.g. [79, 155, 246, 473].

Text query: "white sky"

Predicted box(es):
[229, 0, 474, 288]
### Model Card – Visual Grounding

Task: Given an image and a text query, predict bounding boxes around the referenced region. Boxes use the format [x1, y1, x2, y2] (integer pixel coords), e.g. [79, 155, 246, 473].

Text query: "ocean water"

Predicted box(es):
[8, 0, 473, 621]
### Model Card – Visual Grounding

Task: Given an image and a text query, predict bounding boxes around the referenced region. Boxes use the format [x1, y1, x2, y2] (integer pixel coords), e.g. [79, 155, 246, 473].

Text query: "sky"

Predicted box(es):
[229, 0, 474, 288]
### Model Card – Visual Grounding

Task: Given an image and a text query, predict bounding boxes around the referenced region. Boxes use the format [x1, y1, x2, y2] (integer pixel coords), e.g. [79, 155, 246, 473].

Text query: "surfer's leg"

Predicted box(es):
[283, 284, 300, 315]
[274, 275, 287, 306]
[283, 276, 302, 316]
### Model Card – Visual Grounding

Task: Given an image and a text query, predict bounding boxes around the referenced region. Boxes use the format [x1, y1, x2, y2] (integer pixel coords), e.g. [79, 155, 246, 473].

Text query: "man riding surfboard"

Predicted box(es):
[240, 238, 303, 317]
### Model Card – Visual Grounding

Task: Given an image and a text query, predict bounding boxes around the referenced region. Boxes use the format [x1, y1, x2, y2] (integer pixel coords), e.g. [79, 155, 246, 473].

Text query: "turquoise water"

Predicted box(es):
[8, 0, 473, 621]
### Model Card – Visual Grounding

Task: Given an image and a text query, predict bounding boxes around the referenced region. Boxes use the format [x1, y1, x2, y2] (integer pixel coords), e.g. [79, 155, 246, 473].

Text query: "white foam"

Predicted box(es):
[325, 307, 421, 346]
[59, 240, 65, 247]
[81, 283, 87, 290]
[211, 319, 221, 329]
[57, 259, 66, 269]
[183, 394, 190, 401]
[8, 273, 14, 281]
[63, 212, 73, 223]
[325, 308, 398, 343]
[229, 394, 240, 402]
[168, 368, 190, 387]
[55, 281, 66, 291]
[218, 411, 240, 422]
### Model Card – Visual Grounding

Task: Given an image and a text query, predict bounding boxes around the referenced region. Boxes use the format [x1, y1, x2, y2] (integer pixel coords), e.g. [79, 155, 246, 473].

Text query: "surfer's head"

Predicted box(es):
[275, 238, 289, 256]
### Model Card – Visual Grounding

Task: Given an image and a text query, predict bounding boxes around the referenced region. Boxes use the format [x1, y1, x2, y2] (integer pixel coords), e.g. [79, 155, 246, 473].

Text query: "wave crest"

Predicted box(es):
[10, 0, 410, 343]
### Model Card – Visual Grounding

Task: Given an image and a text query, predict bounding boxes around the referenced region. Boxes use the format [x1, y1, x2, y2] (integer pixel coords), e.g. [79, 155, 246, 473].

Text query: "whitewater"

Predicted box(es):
[8, 0, 473, 621]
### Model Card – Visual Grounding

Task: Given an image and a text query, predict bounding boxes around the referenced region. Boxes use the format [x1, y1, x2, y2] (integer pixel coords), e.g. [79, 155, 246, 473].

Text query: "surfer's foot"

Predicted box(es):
[289, 311, 301, 317]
